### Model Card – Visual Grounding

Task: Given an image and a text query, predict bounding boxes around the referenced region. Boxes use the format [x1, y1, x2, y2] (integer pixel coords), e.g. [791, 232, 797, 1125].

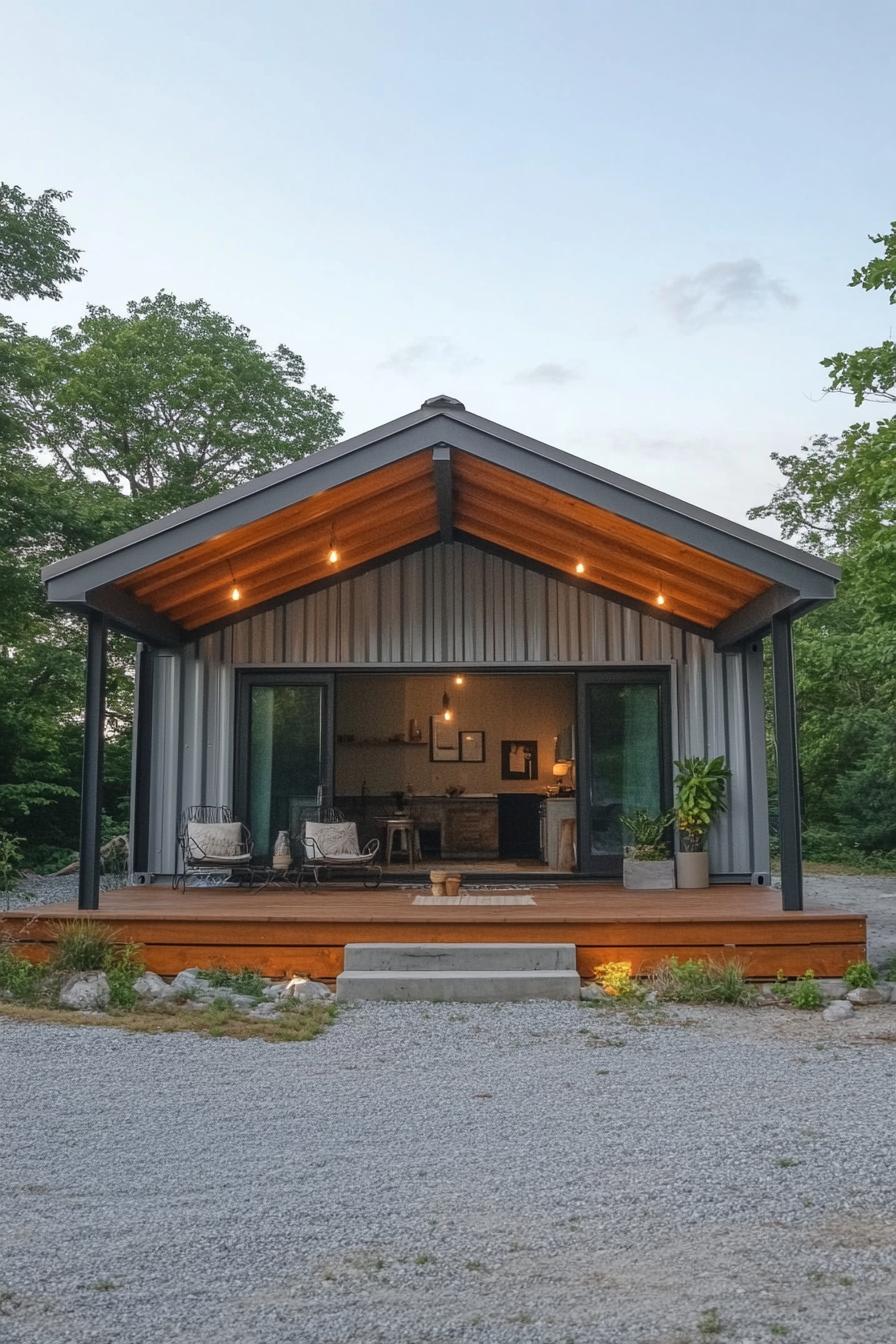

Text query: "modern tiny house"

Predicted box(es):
[41, 395, 840, 914]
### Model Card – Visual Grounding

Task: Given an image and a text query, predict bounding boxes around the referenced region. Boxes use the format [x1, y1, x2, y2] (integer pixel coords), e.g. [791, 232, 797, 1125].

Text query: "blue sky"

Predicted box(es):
[3, 0, 894, 526]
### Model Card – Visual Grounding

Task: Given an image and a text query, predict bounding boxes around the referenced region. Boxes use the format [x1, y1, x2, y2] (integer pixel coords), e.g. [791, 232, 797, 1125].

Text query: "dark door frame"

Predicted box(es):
[233, 671, 335, 852]
[576, 667, 674, 878]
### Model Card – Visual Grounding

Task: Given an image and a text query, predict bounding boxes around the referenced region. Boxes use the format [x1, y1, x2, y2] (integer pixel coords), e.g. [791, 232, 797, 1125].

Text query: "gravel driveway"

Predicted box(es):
[3, 999, 896, 1344]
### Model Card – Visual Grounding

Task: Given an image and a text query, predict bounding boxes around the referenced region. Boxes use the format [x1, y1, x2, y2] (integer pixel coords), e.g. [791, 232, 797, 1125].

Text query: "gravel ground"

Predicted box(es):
[2, 998, 896, 1344]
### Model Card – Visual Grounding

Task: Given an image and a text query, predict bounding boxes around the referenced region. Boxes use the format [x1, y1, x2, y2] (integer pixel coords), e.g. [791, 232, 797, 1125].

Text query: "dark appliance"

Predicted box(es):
[497, 793, 542, 860]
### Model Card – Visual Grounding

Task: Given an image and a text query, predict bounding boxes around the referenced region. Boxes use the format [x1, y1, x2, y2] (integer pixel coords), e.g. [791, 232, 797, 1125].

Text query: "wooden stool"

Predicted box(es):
[384, 819, 421, 865]
[557, 816, 577, 872]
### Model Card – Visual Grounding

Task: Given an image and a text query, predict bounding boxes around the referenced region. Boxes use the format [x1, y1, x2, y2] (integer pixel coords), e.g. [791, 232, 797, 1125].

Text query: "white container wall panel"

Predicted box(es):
[147, 542, 765, 878]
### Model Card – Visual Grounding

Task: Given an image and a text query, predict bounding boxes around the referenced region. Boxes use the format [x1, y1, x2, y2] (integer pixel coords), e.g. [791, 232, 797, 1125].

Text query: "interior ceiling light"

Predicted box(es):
[442, 690, 453, 722]
[327, 525, 340, 565]
[575, 561, 586, 575]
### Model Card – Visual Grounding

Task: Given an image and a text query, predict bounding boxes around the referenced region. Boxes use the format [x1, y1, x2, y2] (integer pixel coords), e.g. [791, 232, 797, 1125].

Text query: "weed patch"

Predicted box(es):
[0, 998, 335, 1043]
[197, 966, 267, 998]
[771, 970, 823, 1010]
[649, 956, 755, 1005]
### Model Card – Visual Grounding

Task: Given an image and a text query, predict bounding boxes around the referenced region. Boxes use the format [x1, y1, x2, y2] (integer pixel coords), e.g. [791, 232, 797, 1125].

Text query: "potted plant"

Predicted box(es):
[620, 810, 675, 890]
[673, 756, 731, 889]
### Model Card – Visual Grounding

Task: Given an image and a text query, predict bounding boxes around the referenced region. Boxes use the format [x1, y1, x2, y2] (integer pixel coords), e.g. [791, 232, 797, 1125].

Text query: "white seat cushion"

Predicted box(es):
[186, 820, 246, 860]
[304, 820, 360, 859]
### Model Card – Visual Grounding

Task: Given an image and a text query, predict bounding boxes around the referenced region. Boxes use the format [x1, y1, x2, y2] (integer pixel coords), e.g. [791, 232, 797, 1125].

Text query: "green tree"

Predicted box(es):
[1, 188, 342, 865]
[750, 222, 896, 861]
[0, 182, 84, 302]
[21, 291, 341, 521]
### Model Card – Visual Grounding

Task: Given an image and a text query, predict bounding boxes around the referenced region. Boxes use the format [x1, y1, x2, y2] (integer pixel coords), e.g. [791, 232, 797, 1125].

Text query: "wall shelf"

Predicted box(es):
[337, 739, 429, 748]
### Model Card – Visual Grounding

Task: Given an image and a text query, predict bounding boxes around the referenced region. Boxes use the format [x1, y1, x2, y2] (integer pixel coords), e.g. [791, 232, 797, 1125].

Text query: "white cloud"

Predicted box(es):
[659, 259, 797, 329]
[379, 339, 481, 374]
[511, 362, 582, 385]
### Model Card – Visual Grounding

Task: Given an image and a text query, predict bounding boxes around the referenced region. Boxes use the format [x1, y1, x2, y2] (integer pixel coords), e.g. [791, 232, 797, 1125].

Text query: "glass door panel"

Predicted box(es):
[578, 673, 671, 876]
[237, 676, 332, 861]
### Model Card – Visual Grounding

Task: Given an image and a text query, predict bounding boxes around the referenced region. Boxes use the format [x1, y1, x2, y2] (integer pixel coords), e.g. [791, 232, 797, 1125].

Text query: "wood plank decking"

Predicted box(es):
[0, 883, 866, 981]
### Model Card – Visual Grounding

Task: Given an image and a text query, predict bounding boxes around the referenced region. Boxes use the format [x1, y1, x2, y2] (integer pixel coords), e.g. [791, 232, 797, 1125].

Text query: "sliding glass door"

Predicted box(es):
[235, 674, 333, 861]
[577, 671, 672, 877]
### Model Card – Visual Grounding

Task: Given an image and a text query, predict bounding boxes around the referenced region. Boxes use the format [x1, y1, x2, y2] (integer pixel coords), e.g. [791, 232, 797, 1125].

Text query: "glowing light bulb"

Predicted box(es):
[443, 707, 453, 721]
[327, 547, 339, 565]
[454, 674, 465, 686]
[656, 593, 666, 606]
[575, 561, 586, 575]
[230, 585, 241, 602]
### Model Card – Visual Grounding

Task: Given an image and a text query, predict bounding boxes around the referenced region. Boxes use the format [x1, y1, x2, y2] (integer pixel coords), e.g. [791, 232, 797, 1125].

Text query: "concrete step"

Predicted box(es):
[336, 968, 581, 1003]
[343, 942, 577, 973]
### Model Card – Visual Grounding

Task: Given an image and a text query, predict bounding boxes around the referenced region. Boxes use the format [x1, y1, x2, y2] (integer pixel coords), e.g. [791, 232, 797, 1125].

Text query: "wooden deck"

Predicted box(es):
[0, 883, 866, 981]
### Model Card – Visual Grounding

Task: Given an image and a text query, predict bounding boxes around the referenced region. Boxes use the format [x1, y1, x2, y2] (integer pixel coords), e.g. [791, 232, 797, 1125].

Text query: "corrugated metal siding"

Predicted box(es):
[146, 542, 765, 878]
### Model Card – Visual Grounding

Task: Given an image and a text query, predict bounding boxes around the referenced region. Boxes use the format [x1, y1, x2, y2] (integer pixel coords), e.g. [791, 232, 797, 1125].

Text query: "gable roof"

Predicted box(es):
[42, 396, 839, 649]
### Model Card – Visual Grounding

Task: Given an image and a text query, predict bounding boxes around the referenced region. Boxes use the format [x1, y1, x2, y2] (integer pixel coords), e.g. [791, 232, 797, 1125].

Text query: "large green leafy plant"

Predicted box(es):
[674, 757, 730, 853]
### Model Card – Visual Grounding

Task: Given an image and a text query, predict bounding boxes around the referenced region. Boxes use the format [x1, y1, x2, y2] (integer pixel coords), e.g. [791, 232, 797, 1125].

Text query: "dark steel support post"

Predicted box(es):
[129, 643, 155, 877]
[78, 613, 107, 910]
[770, 613, 803, 911]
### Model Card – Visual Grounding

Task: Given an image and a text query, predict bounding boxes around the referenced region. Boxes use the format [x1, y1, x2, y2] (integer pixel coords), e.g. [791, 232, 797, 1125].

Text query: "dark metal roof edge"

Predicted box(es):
[440, 407, 842, 583]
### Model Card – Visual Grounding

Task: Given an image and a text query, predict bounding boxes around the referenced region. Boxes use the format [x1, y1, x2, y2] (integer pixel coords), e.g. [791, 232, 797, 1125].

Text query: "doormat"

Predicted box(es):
[412, 891, 537, 906]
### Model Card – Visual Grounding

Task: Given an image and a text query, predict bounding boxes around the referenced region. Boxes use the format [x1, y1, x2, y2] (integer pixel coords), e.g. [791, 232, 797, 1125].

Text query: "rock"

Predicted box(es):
[281, 976, 332, 1002]
[59, 971, 110, 1011]
[580, 983, 612, 1003]
[171, 968, 208, 994]
[873, 981, 894, 1002]
[846, 987, 883, 1005]
[133, 971, 176, 1001]
[643, 990, 659, 1006]
[263, 980, 291, 1001]
[224, 992, 258, 1011]
[815, 978, 849, 1000]
[248, 1002, 282, 1020]
[199, 987, 258, 1010]
[823, 1000, 854, 1022]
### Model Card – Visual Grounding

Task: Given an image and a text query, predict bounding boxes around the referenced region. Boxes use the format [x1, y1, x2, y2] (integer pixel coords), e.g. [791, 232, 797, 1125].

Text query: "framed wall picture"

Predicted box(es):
[459, 730, 485, 762]
[430, 715, 460, 761]
[501, 739, 539, 780]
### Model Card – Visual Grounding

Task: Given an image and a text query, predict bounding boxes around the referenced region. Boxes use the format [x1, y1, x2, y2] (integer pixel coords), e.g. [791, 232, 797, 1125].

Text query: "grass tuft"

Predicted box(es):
[648, 956, 755, 1006]
[197, 966, 267, 998]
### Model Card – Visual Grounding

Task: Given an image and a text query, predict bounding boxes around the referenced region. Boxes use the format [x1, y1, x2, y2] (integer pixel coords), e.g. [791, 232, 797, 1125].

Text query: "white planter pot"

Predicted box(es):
[623, 857, 676, 890]
[676, 850, 710, 889]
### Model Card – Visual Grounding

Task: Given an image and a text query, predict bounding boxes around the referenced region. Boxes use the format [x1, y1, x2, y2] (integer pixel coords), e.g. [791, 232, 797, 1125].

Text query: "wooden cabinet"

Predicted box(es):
[442, 800, 499, 859]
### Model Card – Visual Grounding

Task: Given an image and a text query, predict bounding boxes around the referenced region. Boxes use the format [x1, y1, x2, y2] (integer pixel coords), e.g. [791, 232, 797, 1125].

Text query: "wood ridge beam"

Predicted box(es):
[432, 444, 454, 542]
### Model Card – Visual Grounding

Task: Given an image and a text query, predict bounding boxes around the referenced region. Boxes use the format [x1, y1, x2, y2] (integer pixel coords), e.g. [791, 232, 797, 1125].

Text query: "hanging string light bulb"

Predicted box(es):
[454, 674, 465, 686]
[227, 560, 241, 602]
[327, 524, 340, 566]
[442, 690, 453, 722]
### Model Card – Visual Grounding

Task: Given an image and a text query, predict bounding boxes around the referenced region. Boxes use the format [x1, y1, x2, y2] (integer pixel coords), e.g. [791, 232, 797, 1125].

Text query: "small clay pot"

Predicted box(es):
[445, 875, 462, 897]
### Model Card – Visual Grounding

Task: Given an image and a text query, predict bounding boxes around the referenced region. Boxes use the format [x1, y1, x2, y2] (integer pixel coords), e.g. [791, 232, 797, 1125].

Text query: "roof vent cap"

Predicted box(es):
[421, 394, 465, 411]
